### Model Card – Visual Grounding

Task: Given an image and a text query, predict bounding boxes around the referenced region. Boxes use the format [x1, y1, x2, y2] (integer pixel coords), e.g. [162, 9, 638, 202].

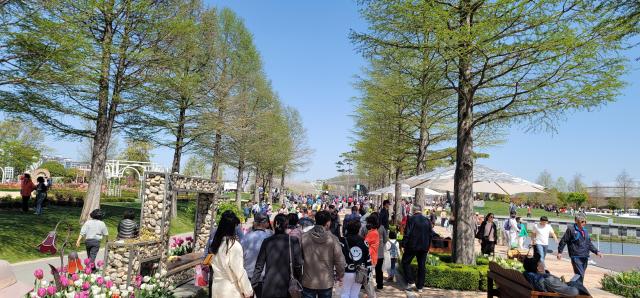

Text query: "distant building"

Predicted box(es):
[223, 181, 238, 192]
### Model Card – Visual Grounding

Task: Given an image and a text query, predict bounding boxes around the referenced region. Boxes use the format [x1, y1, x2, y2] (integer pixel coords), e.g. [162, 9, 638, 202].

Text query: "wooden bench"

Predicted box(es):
[429, 238, 452, 254]
[487, 262, 592, 298]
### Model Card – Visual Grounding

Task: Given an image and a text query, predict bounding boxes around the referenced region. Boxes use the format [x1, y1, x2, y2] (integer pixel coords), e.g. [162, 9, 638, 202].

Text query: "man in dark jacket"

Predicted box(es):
[557, 215, 603, 283]
[400, 204, 433, 292]
[379, 199, 390, 231]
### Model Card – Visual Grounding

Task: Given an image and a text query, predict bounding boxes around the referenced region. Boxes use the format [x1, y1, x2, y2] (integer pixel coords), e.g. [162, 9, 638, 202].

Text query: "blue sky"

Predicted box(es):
[32, 1, 640, 185]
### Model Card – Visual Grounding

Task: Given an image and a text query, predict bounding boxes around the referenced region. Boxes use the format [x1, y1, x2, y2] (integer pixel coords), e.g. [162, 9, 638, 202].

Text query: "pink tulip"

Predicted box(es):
[84, 258, 91, 266]
[33, 269, 44, 279]
[105, 280, 113, 289]
[82, 281, 90, 290]
[47, 285, 56, 295]
[186, 236, 194, 242]
[71, 273, 79, 281]
[74, 293, 81, 298]
[84, 267, 92, 275]
[60, 276, 69, 287]
[37, 287, 46, 297]
[96, 260, 104, 268]
[96, 276, 104, 285]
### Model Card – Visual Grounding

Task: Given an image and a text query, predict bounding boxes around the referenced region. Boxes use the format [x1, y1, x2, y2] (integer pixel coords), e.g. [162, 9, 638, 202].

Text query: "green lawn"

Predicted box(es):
[0, 200, 196, 263]
[474, 201, 640, 226]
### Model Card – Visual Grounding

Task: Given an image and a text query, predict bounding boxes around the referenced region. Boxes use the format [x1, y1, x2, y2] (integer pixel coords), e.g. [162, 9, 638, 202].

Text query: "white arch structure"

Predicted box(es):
[103, 160, 166, 197]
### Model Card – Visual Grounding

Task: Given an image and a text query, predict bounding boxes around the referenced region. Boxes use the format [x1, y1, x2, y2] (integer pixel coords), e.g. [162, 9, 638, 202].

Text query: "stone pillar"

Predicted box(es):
[195, 193, 218, 252]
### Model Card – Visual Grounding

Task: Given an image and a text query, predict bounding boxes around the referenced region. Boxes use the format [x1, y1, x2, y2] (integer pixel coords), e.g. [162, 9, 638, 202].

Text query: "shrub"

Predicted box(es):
[424, 265, 480, 291]
[601, 270, 640, 298]
[217, 202, 244, 222]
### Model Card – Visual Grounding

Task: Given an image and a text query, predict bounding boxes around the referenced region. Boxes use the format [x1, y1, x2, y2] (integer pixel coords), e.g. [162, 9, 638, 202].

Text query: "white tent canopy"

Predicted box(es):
[369, 183, 442, 197]
[404, 164, 545, 195]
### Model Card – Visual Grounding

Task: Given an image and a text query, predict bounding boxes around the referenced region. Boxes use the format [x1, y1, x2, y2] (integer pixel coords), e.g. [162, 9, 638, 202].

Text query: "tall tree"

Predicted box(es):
[0, 0, 173, 222]
[569, 173, 585, 192]
[616, 170, 635, 211]
[556, 177, 568, 193]
[278, 106, 313, 203]
[119, 138, 153, 162]
[141, 2, 217, 174]
[536, 170, 554, 188]
[354, 0, 627, 264]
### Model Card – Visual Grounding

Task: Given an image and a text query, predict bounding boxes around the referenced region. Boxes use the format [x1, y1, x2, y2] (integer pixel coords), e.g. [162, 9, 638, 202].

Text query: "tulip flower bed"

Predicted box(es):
[168, 236, 194, 257]
[28, 258, 175, 298]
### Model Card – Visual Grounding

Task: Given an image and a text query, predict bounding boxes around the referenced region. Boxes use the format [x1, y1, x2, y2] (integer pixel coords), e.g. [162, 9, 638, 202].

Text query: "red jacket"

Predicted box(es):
[20, 177, 36, 197]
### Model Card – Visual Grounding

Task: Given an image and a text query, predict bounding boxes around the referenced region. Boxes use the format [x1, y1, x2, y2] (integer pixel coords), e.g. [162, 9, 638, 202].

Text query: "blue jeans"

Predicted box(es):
[534, 244, 548, 268]
[302, 287, 332, 298]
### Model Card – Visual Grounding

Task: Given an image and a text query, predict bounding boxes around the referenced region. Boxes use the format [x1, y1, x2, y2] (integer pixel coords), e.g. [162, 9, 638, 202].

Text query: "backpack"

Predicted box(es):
[503, 219, 511, 231]
[388, 240, 399, 258]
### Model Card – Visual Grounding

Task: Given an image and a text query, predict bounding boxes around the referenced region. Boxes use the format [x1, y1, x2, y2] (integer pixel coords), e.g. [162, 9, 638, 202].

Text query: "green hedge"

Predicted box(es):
[406, 254, 490, 291]
[217, 202, 245, 222]
[424, 265, 480, 291]
[601, 270, 640, 297]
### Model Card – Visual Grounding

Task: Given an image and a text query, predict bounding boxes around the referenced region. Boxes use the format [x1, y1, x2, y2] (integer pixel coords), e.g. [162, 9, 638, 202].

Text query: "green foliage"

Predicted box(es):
[566, 192, 588, 208]
[40, 161, 68, 178]
[601, 270, 640, 298]
[424, 265, 482, 291]
[120, 139, 153, 163]
[217, 201, 244, 222]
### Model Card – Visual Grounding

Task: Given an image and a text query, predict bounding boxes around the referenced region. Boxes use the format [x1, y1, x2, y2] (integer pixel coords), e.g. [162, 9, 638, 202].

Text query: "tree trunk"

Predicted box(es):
[80, 6, 114, 223]
[81, 125, 112, 223]
[266, 171, 274, 203]
[452, 0, 476, 265]
[253, 168, 261, 203]
[235, 158, 244, 210]
[280, 166, 286, 205]
[415, 105, 429, 207]
[171, 105, 187, 174]
[210, 131, 222, 181]
[393, 167, 402, 225]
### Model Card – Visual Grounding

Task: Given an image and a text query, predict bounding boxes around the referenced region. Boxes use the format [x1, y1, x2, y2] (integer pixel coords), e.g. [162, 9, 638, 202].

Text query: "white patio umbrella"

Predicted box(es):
[370, 183, 442, 197]
[404, 164, 545, 195]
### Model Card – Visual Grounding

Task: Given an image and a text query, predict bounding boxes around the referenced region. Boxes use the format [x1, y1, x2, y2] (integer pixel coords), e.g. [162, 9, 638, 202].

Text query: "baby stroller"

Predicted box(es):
[37, 221, 61, 255]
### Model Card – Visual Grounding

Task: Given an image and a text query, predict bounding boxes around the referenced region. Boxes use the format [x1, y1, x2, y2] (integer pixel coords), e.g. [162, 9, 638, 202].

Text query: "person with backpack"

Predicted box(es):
[386, 231, 400, 282]
[340, 220, 372, 298]
[504, 211, 520, 248]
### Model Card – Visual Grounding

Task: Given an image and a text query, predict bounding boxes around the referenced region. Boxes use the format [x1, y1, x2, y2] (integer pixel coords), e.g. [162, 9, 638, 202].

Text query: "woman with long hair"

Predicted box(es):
[475, 213, 497, 256]
[209, 211, 253, 298]
[252, 214, 303, 298]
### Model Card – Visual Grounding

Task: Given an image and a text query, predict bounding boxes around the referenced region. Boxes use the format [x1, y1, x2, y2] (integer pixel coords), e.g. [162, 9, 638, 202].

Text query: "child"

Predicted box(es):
[386, 231, 400, 282]
[76, 209, 108, 271]
[66, 251, 84, 274]
[517, 217, 528, 249]
[117, 210, 139, 239]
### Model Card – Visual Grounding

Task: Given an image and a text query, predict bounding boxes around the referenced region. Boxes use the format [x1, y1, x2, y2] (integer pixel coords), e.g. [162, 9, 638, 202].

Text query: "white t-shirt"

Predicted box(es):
[533, 224, 553, 245]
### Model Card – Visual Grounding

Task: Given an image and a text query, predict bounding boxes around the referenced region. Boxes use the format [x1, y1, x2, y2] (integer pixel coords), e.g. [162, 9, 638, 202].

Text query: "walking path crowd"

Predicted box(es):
[3, 193, 626, 298]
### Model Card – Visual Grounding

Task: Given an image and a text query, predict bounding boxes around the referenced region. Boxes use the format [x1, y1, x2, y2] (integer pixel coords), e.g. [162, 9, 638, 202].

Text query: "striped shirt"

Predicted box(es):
[117, 219, 139, 239]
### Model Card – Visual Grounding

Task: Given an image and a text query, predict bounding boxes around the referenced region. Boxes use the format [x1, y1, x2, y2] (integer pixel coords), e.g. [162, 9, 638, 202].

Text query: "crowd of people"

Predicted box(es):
[201, 195, 447, 298]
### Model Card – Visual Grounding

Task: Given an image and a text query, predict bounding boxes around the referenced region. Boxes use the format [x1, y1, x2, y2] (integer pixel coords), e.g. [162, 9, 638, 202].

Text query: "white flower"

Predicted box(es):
[119, 284, 126, 290]
[92, 287, 101, 295]
[41, 280, 49, 287]
[103, 276, 110, 281]
[154, 273, 160, 279]
[29, 291, 37, 298]
[127, 286, 133, 292]
[121, 290, 129, 297]
[143, 276, 151, 283]
[74, 280, 83, 287]
[111, 288, 120, 295]
[65, 292, 75, 298]
[159, 281, 165, 288]
[67, 286, 75, 292]
[90, 276, 96, 283]
[160, 269, 167, 276]
[140, 284, 147, 290]
[146, 284, 155, 291]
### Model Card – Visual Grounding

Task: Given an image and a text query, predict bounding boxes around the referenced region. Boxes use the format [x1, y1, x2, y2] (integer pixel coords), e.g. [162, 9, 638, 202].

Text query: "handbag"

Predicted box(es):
[288, 235, 303, 298]
[194, 264, 210, 287]
[345, 237, 368, 285]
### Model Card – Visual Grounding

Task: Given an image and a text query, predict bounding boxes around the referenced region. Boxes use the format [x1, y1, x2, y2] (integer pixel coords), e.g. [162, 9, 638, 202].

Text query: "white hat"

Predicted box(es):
[0, 260, 32, 297]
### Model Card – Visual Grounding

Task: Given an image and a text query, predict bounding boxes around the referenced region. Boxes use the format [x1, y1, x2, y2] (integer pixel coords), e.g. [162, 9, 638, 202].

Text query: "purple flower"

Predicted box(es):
[82, 281, 90, 290]
[60, 276, 69, 287]
[84, 267, 92, 275]
[71, 273, 79, 281]
[96, 260, 104, 268]
[37, 287, 46, 297]
[105, 280, 113, 289]
[47, 285, 56, 295]
[96, 276, 104, 285]
[33, 269, 44, 279]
